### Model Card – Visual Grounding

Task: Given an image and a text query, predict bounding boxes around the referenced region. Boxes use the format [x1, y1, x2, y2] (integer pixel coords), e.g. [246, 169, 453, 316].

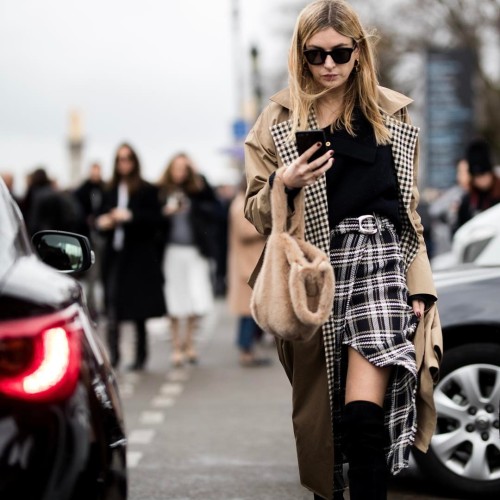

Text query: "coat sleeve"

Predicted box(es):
[400, 108, 438, 300]
[128, 183, 162, 230]
[244, 104, 282, 236]
[414, 302, 443, 451]
[230, 194, 266, 244]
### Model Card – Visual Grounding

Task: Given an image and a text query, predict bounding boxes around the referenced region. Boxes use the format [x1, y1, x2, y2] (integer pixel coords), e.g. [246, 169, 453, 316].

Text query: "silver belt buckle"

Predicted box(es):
[358, 215, 378, 235]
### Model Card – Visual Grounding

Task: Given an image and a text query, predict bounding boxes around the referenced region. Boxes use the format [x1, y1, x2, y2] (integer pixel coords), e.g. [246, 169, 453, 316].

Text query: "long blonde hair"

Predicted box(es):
[289, 0, 390, 145]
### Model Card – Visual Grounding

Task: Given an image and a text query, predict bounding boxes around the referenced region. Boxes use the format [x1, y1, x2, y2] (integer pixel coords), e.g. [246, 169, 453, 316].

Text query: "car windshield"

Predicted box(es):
[0, 181, 29, 284]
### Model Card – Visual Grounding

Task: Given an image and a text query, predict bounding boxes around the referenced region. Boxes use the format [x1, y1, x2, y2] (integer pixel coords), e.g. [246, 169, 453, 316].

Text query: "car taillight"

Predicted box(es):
[0, 306, 82, 402]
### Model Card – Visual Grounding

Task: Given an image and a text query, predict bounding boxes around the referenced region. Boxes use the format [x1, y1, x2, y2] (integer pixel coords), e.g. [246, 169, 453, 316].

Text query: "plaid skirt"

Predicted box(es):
[328, 215, 419, 490]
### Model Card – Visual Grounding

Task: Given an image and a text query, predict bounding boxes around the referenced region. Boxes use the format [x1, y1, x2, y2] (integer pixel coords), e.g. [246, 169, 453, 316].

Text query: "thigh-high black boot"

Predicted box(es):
[342, 400, 387, 500]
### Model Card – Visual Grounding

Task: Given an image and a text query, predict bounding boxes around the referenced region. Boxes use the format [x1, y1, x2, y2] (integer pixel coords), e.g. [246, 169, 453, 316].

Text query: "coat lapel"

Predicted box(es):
[270, 112, 331, 256]
[384, 116, 420, 272]
[271, 113, 340, 493]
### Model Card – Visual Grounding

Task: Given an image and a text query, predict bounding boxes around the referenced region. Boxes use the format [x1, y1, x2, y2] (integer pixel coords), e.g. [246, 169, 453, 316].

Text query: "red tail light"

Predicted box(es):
[0, 306, 82, 402]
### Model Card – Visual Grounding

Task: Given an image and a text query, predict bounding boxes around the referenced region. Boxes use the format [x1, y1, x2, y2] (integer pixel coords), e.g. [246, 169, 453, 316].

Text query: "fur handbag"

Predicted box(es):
[250, 170, 335, 342]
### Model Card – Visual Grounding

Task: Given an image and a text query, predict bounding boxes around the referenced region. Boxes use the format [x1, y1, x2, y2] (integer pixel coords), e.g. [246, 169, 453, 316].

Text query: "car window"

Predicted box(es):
[475, 234, 500, 266]
[0, 182, 30, 284]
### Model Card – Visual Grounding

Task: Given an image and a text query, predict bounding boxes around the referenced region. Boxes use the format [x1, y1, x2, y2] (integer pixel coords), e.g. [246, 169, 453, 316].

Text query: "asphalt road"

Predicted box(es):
[108, 299, 462, 500]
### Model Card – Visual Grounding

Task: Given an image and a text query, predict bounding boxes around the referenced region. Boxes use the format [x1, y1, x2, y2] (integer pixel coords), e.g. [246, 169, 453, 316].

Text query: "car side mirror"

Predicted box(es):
[32, 231, 94, 273]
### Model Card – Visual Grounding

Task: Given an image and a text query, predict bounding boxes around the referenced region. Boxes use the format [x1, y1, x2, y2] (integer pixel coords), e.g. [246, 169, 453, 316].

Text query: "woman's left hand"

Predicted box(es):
[412, 299, 425, 320]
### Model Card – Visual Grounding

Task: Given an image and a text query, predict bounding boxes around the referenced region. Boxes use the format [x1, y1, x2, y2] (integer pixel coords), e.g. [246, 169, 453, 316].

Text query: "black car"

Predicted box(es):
[0, 179, 127, 500]
[414, 248, 500, 498]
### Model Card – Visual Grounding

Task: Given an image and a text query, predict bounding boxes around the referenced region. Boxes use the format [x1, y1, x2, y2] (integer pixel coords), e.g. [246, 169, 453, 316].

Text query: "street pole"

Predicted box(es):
[232, 0, 243, 117]
[250, 45, 263, 122]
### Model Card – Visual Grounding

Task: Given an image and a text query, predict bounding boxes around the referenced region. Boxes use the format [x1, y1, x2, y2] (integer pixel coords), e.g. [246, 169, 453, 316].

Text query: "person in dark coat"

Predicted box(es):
[74, 162, 106, 239]
[96, 143, 166, 370]
[74, 163, 107, 318]
[455, 138, 500, 230]
[21, 167, 85, 236]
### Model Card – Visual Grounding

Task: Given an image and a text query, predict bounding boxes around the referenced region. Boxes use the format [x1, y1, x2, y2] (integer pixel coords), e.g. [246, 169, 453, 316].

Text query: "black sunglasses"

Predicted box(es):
[303, 47, 356, 65]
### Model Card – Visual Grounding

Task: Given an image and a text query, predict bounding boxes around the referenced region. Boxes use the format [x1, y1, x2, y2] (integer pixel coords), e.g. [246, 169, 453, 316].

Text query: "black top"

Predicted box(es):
[324, 110, 401, 232]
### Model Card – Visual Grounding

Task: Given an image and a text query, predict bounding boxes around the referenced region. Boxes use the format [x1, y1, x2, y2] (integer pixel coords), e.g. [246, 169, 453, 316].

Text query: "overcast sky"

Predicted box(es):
[0, 0, 284, 191]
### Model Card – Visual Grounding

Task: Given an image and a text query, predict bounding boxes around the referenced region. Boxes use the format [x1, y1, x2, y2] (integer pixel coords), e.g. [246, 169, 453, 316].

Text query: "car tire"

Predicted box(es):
[414, 343, 500, 498]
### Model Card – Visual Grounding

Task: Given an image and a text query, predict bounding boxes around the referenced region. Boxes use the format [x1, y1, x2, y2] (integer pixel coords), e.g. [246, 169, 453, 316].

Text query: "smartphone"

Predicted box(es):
[295, 130, 328, 164]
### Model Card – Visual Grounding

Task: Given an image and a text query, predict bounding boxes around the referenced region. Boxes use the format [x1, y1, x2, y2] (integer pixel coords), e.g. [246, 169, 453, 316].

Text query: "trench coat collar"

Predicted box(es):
[269, 85, 413, 118]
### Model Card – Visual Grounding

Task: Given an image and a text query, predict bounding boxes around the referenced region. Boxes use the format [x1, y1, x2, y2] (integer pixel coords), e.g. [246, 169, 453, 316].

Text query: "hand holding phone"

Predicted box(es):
[295, 130, 328, 163]
[281, 130, 333, 189]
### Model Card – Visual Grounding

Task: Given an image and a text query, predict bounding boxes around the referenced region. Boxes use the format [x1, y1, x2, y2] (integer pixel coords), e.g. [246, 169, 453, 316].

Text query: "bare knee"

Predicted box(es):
[345, 347, 391, 406]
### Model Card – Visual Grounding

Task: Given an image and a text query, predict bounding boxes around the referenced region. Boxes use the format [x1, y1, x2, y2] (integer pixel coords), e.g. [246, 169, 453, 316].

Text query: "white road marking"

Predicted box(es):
[121, 372, 142, 383]
[118, 383, 135, 398]
[139, 411, 165, 425]
[128, 429, 156, 445]
[167, 370, 190, 382]
[160, 383, 184, 396]
[151, 396, 176, 408]
[118, 309, 223, 472]
[127, 451, 143, 468]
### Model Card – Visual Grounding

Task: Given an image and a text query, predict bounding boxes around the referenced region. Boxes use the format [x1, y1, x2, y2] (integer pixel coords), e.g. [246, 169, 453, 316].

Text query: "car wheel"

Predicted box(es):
[414, 343, 500, 497]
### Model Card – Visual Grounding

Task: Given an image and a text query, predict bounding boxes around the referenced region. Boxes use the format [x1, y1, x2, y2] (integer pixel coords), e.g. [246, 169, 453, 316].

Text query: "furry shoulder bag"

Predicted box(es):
[250, 170, 335, 342]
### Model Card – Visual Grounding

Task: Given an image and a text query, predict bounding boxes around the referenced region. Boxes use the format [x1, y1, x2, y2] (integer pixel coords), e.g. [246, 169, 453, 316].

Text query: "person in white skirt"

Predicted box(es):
[158, 153, 217, 366]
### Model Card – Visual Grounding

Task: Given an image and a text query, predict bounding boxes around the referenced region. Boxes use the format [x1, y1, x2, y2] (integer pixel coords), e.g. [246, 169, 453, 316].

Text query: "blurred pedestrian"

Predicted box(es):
[428, 157, 470, 253]
[213, 183, 236, 297]
[158, 153, 216, 367]
[227, 179, 269, 367]
[455, 138, 500, 230]
[74, 162, 106, 319]
[429, 158, 470, 228]
[21, 167, 85, 236]
[96, 143, 166, 371]
[244, 1, 440, 499]
[74, 162, 106, 239]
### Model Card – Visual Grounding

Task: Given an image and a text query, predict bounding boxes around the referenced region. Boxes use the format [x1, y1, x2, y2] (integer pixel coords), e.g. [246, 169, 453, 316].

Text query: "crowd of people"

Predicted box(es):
[1, 130, 498, 375]
[1, 144, 271, 372]
[425, 137, 500, 257]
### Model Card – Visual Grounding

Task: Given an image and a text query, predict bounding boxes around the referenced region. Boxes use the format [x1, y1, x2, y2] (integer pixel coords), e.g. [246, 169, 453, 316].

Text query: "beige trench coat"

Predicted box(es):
[244, 87, 443, 499]
[227, 192, 266, 316]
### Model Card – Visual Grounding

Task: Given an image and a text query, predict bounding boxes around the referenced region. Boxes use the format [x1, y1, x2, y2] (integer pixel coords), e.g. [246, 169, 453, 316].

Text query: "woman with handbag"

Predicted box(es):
[244, 1, 442, 499]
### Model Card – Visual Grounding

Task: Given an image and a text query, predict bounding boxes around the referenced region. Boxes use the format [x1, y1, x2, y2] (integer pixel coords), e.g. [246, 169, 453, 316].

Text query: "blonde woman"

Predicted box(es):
[244, 1, 442, 499]
[158, 153, 216, 367]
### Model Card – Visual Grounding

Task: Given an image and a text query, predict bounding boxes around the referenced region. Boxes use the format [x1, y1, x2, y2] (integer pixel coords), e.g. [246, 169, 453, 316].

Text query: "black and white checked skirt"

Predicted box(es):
[328, 215, 419, 478]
